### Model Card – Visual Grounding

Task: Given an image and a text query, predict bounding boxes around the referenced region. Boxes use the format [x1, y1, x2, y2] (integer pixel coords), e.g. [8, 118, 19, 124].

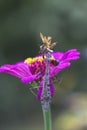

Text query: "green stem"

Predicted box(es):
[42, 106, 52, 130]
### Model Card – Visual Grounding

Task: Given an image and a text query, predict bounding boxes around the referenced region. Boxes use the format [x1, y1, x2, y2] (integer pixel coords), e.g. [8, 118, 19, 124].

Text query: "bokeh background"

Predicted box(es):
[0, 0, 87, 130]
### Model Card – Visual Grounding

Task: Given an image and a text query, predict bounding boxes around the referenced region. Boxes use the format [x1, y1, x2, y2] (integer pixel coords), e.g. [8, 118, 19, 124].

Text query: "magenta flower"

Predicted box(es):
[0, 49, 80, 100]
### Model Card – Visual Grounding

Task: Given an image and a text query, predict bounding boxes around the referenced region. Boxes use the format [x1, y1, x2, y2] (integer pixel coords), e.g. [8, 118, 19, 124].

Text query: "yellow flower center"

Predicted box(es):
[24, 56, 55, 64]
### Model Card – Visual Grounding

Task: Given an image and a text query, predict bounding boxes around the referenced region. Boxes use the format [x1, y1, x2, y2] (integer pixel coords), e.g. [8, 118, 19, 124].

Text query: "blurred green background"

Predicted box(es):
[0, 0, 87, 130]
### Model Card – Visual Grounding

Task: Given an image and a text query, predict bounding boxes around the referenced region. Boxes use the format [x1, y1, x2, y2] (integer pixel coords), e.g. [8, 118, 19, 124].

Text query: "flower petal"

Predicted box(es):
[52, 49, 80, 62]
[0, 62, 38, 83]
[50, 62, 71, 77]
[21, 75, 38, 83]
[52, 52, 63, 59]
[61, 49, 80, 62]
[50, 49, 80, 77]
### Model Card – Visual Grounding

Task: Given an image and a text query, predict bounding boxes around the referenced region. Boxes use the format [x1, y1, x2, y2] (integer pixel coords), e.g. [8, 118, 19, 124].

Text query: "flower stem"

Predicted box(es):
[42, 106, 52, 130]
